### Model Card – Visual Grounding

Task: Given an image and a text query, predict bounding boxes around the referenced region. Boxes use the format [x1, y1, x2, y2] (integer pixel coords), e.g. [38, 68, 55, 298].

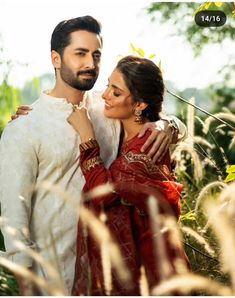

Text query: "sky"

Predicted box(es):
[0, 0, 234, 92]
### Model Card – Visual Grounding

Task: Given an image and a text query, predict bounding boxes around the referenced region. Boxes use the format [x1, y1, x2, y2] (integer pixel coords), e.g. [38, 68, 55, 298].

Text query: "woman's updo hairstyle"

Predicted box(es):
[116, 55, 164, 121]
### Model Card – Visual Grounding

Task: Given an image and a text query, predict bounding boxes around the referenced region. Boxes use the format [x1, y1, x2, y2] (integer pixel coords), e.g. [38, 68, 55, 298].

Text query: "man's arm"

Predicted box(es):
[138, 115, 187, 163]
[0, 122, 38, 292]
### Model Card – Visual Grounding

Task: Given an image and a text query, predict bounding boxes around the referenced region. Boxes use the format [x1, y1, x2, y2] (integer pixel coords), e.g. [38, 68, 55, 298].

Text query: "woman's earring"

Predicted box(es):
[134, 109, 143, 124]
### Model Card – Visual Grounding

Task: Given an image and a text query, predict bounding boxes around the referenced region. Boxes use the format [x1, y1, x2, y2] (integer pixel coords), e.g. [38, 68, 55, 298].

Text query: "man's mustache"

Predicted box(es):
[77, 69, 97, 77]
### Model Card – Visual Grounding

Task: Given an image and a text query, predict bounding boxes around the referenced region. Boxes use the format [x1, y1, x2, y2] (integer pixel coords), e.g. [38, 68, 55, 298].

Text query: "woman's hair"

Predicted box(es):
[116, 55, 164, 122]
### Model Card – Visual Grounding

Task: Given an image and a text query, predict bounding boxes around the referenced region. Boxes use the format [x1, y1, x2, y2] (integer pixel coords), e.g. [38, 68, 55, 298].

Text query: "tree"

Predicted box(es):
[147, 2, 235, 56]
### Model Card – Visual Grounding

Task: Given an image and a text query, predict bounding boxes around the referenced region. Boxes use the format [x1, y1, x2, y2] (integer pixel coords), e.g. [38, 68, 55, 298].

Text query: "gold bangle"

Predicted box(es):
[79, 138, 98, 152]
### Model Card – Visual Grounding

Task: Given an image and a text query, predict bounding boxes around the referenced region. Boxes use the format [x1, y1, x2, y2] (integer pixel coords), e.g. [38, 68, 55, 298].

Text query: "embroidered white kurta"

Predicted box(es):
[0, 91, 121, 294]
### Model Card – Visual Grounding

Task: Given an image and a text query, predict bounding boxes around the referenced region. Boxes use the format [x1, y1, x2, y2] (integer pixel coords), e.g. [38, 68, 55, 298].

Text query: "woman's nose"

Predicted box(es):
[102, 88, 110, 101]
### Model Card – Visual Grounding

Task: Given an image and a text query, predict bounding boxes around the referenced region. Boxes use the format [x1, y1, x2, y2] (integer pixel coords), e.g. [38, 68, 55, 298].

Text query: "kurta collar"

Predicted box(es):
[40, 90, 89, 110]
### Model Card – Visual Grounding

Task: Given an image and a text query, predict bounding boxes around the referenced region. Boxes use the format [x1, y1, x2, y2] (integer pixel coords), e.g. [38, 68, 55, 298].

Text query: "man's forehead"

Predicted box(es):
[69, 30, 102, 50]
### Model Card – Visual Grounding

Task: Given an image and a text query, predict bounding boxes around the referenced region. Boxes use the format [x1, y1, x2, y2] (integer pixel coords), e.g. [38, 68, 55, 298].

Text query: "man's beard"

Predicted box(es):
[60, 63, 98, 91]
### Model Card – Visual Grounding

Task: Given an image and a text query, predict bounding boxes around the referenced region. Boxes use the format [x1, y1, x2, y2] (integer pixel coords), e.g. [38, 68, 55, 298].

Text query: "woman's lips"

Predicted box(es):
[104, 103, 112, 110]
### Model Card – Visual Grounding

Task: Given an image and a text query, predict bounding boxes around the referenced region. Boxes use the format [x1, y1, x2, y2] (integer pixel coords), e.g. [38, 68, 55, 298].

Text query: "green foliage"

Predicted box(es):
[0, 47, 22, 136]
[146, 2, 235, 56]
[0, 268, 19, 296]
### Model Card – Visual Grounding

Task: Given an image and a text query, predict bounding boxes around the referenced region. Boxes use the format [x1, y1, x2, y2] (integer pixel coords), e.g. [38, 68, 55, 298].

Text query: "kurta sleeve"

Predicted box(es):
[0, 122, 38, 267]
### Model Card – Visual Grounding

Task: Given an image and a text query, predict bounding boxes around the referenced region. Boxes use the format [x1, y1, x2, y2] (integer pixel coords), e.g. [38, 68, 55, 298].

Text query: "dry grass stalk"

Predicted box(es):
[218, 181, 235, 204]
[148, 196, 173, 281]
[181, 226, 215, 256]
[0, 257, 64, 295]
[80, 206, 131, 285]
[100, 212, 112, 295]
[193, 136, 215, 149]
[204, 199, 235, 290]
[203, 201, 228, 231]
[0, 224, 67, 294]
[36, 181, 131, 284]
[203, 112, 235, 134]
[0, 181, 123, 295]
[195, 181, 228, 213]
[85, 183, 115, 200]
[163, 217, 188, 274]
[229, 133, 235, 149]
[172, 142, 203, 182]
[151, 273, 232, 296]
[139, 265, 149, 296]
[187, 97, 195, 148]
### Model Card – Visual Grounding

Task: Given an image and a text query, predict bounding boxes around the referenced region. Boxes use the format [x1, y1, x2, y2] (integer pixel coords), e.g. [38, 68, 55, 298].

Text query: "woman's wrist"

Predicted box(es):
[79, 138, 98, 152]
[79, 131, 95, 143]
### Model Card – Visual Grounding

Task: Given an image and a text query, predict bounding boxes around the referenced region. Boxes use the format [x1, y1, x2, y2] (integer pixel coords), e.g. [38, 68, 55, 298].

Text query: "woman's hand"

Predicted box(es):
[11, 106, 32, 120]
[67, 106, 95, 142]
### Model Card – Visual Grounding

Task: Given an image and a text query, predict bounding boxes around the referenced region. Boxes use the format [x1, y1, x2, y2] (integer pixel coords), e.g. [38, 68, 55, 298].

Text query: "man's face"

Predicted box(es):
[59, 30, 102, 91]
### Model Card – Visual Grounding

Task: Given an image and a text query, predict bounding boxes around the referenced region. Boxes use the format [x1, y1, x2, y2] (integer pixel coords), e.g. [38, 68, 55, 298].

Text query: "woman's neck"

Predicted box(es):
[121, 118, 144, 142]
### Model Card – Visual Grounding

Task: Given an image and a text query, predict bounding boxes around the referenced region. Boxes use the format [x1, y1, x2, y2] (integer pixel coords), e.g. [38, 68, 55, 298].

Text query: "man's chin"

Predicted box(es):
[74, 81, 96, 91]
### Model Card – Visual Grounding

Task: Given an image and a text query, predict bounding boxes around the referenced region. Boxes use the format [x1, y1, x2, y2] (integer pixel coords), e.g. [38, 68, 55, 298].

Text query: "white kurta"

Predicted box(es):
[0, 91, 121, 294]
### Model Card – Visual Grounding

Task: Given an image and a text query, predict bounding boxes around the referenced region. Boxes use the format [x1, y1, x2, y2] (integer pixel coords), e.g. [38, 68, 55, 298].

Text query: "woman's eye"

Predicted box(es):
[113, 92, 121, 97]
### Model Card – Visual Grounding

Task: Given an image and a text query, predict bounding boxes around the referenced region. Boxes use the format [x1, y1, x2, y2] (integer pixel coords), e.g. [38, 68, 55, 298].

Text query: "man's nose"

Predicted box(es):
[84, 55, 95, 69]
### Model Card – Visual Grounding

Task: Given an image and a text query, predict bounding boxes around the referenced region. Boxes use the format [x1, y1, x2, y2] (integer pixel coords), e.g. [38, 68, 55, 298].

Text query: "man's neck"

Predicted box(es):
[49, 83, 86, 105]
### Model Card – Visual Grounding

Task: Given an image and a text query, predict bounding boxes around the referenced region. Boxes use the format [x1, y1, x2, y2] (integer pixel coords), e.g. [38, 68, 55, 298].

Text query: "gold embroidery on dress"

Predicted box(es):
[82, 156, 103, 173]
[123, 151, 171, 177]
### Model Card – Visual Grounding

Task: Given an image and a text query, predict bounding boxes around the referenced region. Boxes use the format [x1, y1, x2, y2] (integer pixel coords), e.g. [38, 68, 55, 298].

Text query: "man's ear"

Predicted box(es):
[51, 50, 61, 69]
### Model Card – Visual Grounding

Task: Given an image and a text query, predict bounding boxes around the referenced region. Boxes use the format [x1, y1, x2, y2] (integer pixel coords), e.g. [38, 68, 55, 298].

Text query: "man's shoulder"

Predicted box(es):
[1, 98, 43, 139]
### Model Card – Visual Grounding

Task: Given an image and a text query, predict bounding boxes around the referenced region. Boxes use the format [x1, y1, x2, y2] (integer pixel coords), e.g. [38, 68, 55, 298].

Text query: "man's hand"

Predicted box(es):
[138, 120, 174, 163]
[11, 106, 32, 120]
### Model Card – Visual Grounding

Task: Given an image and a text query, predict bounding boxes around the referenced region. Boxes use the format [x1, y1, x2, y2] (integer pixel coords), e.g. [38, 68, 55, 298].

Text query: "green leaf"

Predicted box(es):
[225, 173, 235, 183]
[225, 165, 235, 182]
[137, 48, 145, 57]
[214, 2, 222, 7]
[226, 165, 235, 173]
[148, 53, 156, 59]
[130, 43, 137, 55]
[180, 210, 197, 222]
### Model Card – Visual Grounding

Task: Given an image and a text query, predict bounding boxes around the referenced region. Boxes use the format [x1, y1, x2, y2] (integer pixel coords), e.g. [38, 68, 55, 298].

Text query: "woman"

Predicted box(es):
[67, 56, 189, 295]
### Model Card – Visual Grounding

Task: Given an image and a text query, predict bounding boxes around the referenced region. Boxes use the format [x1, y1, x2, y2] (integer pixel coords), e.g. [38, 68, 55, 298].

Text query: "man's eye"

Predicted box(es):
[93, 54, 101, 60]
[76, 52, 85, 56]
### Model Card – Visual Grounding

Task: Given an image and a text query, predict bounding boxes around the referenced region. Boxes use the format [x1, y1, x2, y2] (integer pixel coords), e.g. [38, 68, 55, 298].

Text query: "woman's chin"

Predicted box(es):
[103, 110, 114, 119]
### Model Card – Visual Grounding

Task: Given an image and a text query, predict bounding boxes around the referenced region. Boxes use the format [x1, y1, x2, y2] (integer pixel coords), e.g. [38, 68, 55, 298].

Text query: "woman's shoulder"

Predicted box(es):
[121, 129, 152, 154]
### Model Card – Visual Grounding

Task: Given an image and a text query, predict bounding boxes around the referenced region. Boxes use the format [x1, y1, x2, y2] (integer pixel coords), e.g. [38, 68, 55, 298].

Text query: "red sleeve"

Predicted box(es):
[80, 136, 182, 218]
[80, 144, 119, 209]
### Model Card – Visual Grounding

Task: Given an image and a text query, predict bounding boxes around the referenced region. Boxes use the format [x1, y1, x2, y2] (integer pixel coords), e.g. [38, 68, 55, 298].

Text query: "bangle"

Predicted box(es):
[79, 138, 98, 152]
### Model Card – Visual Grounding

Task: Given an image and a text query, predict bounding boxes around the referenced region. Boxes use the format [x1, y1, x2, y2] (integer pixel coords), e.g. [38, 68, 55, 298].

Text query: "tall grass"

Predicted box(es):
[1, 82, 235, 294]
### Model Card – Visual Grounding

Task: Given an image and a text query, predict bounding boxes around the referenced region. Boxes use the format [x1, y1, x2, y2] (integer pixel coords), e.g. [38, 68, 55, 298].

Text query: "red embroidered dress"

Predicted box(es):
[72, 130, 188, 296]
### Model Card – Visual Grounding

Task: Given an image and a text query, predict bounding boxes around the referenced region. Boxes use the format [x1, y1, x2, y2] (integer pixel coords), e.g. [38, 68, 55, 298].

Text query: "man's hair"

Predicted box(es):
[51, 15, 102, 56]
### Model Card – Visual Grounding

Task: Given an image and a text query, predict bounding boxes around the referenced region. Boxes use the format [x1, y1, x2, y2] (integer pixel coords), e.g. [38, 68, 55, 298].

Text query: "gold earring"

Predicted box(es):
[134, 109, 143, 124]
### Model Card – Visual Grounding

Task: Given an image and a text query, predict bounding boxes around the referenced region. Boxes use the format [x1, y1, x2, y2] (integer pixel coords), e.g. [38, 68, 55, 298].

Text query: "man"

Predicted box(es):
[0, 16, 185, 295]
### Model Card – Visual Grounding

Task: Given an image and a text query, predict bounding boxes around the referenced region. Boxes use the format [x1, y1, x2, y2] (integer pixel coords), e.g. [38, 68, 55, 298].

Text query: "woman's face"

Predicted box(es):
[102, 68, 136, 120]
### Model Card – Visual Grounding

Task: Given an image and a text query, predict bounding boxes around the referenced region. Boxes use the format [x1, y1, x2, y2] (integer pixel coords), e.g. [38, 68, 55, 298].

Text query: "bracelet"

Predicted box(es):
[79, 138, 99, 152]
[161, 117, 179, 144]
